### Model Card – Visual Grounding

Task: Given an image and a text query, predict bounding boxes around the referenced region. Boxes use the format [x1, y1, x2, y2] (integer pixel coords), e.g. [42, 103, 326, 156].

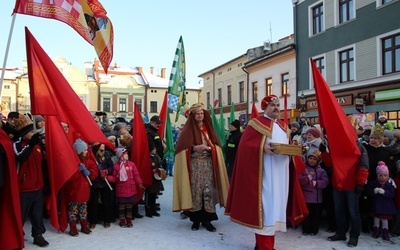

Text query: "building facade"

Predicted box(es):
[293, 0, 400, 127]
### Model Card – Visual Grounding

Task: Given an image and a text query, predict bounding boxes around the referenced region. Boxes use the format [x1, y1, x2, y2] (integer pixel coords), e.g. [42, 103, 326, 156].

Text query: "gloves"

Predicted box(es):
[100, 169, 108, 178]
[28, 133, 42, 147]
[319, 143, 326, 153]
[82, 169, 90, 177]
[307, 175, 313, 181]
[78, 163, 90, 177]
[78, 163, 87, 172]
[378, 188, 385, 194]
[355, 184, 364, 194]
[374, 187, 379, 194]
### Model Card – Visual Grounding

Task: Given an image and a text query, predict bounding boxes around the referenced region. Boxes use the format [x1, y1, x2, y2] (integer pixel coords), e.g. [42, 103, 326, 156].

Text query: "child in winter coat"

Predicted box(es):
[368, 161, 396, 241]
[107, 148, 144, 228]
[298, 149, 329, 236]
[145, 146, 164, 218]
[65, 138, 98, 236]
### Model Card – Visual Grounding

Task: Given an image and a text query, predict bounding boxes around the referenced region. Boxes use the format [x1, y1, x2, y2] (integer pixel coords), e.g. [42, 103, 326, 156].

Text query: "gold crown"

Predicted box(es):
[189, 103, 204, 114]
[378, 111, 387, 119]
[371, 124, 384, 139]
[308, 149, 322, 162]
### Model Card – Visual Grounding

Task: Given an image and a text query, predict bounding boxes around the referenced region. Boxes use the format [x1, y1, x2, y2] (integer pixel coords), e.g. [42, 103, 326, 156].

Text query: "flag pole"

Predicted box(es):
[0, 14, 17, 98]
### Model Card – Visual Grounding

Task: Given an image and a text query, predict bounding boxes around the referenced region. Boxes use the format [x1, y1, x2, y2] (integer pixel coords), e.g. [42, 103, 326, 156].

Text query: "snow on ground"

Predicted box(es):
[23, 177, 398, 250]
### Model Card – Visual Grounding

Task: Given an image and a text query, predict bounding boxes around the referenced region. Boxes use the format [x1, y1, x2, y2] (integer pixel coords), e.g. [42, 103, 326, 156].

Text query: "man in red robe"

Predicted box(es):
[226, 95, 306, 250]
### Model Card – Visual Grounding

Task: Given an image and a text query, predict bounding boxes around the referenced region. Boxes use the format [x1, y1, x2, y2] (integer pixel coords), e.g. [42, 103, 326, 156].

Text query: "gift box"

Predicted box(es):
[270, 143, 303, 156]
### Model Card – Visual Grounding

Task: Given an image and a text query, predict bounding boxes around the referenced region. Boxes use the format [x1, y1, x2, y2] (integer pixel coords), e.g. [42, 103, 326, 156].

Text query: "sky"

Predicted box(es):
[0, 1, 294, 88]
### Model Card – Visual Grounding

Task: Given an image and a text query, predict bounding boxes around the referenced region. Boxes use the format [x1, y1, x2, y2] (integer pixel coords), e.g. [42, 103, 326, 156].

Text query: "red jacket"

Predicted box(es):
[17, 142, 44, 192]
[107, 160, 142, 198]
[64, 158, 98, 203]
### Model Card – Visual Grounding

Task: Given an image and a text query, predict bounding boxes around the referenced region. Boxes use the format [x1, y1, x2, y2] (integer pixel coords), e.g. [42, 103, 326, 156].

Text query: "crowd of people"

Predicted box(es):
[1, 99, 400, 250]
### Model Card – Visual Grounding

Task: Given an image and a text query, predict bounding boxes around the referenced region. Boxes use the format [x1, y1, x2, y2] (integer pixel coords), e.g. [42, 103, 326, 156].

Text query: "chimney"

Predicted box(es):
[114, 62, 118, 68]
[150, 67, 154, 74]
[137, 66, 143, 74]
[161, 68, 166, 79]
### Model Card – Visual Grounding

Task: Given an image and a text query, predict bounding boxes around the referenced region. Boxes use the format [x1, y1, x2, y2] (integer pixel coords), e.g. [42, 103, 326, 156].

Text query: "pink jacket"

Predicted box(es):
[107, 160, 142, 198]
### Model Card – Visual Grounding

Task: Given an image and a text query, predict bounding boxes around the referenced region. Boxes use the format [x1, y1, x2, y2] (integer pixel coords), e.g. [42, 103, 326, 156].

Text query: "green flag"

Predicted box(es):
[229, 102, 235, 124]
[167, 36, 186, 122]
[219, 107, 226, 146]
[163, 112, 175, 159]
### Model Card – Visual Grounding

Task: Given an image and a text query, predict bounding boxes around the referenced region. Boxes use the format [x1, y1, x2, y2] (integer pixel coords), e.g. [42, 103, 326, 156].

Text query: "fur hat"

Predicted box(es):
[290, 121, 300, 130]
[383, 130, 394, 140]
[376, 161, 389, 175]
[73, 138, 88, 154]
[306, 127, 321, 138]
[308, 149, 322, 162]
[261, 95, 279, 110]
[13, 113, 33, 138]
[115, 147, 127, 159]
[230, 119, 240, 130]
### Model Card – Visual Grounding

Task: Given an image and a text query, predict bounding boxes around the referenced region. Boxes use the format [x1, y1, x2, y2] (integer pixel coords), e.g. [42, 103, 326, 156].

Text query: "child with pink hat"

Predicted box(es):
[367, 161, 396, 241]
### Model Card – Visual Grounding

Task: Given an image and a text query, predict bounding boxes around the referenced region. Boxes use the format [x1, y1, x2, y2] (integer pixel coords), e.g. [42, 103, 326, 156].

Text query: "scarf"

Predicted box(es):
[119, 161, 128, 182]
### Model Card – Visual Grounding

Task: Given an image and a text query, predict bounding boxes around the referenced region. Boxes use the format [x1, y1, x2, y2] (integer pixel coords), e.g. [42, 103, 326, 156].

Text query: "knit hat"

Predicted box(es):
[306, 127, 321, 138]
[34, 115, 45, 123]
[290, 121, 300, 130]
[115, 147, 127, 159]
[230, 119, 240, 130]
[261, 95, 279, 110]
[393, 129, 400, 142]
[308, 149, 322, 162]
[73, 138, 88, 154]
[376, 161, 389, 175]
[13, 113, 33, 138]
[383, 130, 394, 140]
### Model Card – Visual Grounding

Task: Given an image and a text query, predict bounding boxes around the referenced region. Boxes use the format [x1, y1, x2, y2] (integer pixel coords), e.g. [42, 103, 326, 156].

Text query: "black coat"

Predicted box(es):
[224, 130, 242, 180]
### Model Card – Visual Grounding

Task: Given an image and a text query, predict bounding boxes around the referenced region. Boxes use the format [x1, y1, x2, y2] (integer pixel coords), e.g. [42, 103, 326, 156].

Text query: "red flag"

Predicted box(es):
[130, 102, 152, 203]
[25, 27, 113, 149]
[310, 58, 360, 189]
[158, 91, 168, 140]
[44, 116, 79, 232]
[14, 0, 114, 73]
[0, 130, 24, 249]
[250, 102, 259, 120]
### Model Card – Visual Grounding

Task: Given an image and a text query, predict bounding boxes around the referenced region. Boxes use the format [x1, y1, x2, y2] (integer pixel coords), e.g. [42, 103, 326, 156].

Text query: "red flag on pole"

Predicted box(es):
[0, 130, 24, 249]
[250, 102, 259, 120]
[14, 0, 114, 73]
[158, 91, 168, 140]
[310, 58, 360, 189]
[25, 27, 113, 230]
[130, 102, 152, 203]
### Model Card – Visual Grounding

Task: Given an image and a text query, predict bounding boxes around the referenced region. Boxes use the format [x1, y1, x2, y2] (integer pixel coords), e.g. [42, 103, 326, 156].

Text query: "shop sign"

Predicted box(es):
[307, 95, 353, 109]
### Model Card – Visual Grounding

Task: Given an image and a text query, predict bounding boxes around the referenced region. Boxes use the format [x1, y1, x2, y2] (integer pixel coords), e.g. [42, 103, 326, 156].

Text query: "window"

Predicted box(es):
[136, 99, 142, 112]
[252, 82, 258, 102]
[218, 88, 222, 107]
[119, 98, 126, 112]
[206, 92, 210, 109]
[281, 73, 290, 96]
[382, 0, 393, 4]
[312, 3, 324, 35]
[102, 98, 110, 112]
[227, 85, 232, 105]
[265, 78, 272, 96]
[339, 48, 354, 83]
[239, 81, 244, 103]
[150, 101, 157, 113]
[314, 57, 326, 77]
[339, 0, 354, 24]
[382, 33, 400, 74]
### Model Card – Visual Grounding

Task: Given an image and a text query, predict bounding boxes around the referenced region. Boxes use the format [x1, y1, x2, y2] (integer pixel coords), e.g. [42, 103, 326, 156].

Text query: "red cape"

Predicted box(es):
[225, 116, 308, 228]
[0, 129, 24, 249]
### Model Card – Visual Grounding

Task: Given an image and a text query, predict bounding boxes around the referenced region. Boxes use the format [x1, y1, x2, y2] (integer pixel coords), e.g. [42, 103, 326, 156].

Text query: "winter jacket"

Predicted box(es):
[146, 153, 163, 194]
[224, 130, 242, 179]
[92, 153, 114, 188]
[364, 143, 391, 181]
[14, 138, 44, 192]
[368, 179, 396, 216]
[299, 164, 329, 204]
[107, 160, 142, 198]
[64, 158, 98, 203]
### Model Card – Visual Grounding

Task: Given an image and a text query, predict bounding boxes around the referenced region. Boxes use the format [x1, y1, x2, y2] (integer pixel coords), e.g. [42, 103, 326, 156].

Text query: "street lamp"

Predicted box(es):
[299, 91, 306, 111]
